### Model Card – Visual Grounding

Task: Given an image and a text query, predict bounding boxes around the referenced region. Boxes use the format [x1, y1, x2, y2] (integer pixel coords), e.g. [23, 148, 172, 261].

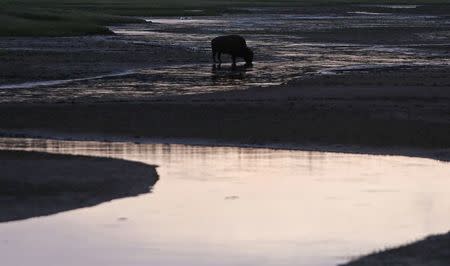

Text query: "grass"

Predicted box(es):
[1, 0, 449, 36]
[0, 4, 145, 36]
[0, 0, 224, 36]
[0, 14, 114, 36]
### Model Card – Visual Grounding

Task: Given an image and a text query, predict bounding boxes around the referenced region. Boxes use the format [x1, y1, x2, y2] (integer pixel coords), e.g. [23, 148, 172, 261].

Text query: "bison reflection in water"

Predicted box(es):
[211, 35, 253, 69]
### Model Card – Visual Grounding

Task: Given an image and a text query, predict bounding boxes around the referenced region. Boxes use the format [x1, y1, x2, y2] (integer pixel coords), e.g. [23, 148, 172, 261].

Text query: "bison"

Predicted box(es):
[211, 35, 253, 68]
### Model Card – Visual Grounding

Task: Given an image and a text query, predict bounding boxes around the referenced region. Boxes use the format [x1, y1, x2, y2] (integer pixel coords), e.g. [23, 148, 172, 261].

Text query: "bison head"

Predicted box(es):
[244, 48, 253, 67]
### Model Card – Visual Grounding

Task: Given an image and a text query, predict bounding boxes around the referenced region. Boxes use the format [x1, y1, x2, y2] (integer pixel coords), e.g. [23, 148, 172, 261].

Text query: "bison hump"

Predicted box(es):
[211, 35, 247, 47]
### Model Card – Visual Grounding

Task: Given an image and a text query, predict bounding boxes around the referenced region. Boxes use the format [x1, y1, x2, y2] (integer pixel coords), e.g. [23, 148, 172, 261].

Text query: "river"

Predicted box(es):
[0, 137, 449, 266]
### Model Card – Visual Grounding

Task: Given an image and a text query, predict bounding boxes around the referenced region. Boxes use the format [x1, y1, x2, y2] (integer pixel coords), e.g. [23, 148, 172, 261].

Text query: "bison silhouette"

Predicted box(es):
[211, 35, 253, 68]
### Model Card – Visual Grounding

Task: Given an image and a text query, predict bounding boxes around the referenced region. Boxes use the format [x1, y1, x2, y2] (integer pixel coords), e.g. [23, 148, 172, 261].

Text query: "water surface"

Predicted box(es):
[0, 137, 449, 266]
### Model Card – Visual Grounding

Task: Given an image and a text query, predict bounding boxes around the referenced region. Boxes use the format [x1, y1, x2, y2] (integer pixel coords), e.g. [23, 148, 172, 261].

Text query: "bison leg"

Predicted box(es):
[232, 55, 237, 68]
[212, 50, 217, 63]
[217, 52, 222, 64]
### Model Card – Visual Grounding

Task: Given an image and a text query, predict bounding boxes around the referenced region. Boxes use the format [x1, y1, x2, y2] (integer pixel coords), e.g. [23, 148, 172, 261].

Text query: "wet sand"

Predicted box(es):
[342, 231, 450, 266]
[0, 35, 208, 85]
[0, 65, 449, 161]
[0, 150, 158, 222]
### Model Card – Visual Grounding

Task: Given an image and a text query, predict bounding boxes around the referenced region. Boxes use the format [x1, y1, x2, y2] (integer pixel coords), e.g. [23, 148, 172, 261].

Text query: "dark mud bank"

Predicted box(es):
[0, 101, 449, 150]
[0, 150, 158, 223]
[342, 231, 450, 266]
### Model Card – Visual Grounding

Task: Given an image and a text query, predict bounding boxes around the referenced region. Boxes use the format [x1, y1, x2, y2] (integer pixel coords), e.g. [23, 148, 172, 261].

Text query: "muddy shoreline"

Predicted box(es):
[0, 150, 158, 223]
[341, 231, 450, 266]
[0, 64, 449, 160]
[0, 35, 208, 85]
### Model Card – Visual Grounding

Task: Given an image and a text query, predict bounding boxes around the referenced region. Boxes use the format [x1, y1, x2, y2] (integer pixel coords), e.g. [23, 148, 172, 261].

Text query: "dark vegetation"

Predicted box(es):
[1, 0, 450, 36]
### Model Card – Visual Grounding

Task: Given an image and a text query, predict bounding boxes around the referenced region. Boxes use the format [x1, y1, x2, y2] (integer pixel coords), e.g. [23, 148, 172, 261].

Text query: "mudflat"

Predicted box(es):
[342, 231, 450, 266]
[0, 64, 449, 161]
[0, 36, 208, 85]
[0, 4, 448, 157]
[0, 150, 158, 222]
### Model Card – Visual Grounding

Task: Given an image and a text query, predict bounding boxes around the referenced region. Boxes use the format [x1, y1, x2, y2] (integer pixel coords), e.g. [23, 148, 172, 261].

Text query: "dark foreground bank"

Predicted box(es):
[0, 66, 449, 161]
[1, 100, 449, 147]
[0, 150, 158, 222]
[342, 231, 450, 266]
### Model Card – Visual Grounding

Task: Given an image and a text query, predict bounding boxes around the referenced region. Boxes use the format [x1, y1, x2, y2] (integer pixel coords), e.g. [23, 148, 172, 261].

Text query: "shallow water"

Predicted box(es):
[0, 137, 449, 266]
[1, 6, 449, 103]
